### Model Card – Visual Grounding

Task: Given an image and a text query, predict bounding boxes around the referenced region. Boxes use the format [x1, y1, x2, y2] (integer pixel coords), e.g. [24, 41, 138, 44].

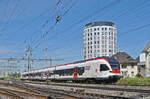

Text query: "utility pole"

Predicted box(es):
[43, 47, 57, 66]
[26, 45, 32, 72]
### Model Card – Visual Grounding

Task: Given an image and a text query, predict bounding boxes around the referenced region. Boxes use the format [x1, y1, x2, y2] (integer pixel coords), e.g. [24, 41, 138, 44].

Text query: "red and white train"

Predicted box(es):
[21, 57, 122, 83]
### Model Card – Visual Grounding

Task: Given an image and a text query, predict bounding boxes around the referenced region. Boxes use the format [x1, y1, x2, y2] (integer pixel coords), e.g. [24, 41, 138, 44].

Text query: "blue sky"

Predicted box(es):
[0, 0, 150, 70]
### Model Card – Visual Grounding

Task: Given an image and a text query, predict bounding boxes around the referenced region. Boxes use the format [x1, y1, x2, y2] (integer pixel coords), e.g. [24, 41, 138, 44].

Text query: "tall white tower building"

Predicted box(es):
[83, 21, 117, 59]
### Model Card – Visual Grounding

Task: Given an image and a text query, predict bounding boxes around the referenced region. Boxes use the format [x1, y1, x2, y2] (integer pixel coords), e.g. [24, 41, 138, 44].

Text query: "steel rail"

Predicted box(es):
[23, 81, 150, 94]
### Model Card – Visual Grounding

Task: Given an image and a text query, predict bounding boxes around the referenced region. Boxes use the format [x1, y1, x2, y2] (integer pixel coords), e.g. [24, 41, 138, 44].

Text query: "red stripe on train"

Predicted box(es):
[112, 69, 120, 73]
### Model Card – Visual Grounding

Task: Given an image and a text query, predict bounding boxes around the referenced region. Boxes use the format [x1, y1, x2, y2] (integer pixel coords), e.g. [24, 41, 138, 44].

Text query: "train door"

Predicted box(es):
[41, 72, 43, 80]
[46, 72, 49, 80]
[73, 67, 78, 79]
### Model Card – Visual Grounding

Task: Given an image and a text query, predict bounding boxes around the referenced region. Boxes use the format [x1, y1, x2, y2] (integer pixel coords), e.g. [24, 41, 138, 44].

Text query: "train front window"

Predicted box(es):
[100, 64, 109, 71]
[109, 62, 120, 69]
[105, 57, 120, 70]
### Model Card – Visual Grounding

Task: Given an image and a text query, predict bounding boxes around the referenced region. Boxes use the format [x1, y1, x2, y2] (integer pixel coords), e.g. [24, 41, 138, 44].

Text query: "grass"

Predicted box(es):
[117, 77, 150, 85]
[4, 77, 11, 81]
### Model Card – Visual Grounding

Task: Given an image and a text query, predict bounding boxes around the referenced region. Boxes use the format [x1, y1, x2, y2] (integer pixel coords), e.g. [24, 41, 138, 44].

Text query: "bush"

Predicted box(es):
[135, 73, 142, 78]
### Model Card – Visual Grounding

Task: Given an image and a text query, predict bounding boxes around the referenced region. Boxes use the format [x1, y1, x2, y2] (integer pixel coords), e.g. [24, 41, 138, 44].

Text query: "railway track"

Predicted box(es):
[0, 88, 24, 99]
[23, 80, 150, 94]
[1, 80, 150, 99]
[0, 80, 78, 99]
[0, 87, 50, 99]
[23, 80, 150, 99]
[11, 82, 133, 99]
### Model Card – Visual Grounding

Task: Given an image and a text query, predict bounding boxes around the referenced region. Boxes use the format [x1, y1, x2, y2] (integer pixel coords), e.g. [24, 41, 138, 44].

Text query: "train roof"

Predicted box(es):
[72, 56, 115, 64]
[23, 56, 117, 73]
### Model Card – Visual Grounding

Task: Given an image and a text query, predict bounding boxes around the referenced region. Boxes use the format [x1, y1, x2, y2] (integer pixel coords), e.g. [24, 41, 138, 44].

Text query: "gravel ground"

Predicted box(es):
[28, 83, 150, 98]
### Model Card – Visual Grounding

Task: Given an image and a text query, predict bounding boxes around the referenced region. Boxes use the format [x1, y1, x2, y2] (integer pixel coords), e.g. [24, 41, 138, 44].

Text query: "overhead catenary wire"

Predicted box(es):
[31, 0, 121, 52]
[10, 0, 63, 51]
[28, 0, 65, 45]
[46, 5, 150, 62]
[119, 23, 150, 36]
[44, 0, 121, 43]
[18, 0, 63, 32]
[31, 0, 78, 49]
[2, 0, 150, 65]
[35, 0, 122, 60]
[30, 0, 121, 61]
[0, 0, 21, 34]
[9, 0, 63, 58]
[119, 1, 150, 27]
[110, 0, 149, 21]
[35, 0, 150, 57]
[32, 0, 77, 47]
[0, 0, 10, 29]
[33, 0, 120, 53]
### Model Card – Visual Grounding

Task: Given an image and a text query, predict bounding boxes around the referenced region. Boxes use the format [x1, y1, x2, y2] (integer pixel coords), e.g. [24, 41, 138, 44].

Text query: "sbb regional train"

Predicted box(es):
[21, 57, 122, 83]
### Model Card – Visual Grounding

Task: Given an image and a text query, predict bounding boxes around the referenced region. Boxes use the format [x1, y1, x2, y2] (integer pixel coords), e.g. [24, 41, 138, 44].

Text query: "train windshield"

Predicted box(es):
[109, 62, 120, 69]
[105, 57, 120, 70]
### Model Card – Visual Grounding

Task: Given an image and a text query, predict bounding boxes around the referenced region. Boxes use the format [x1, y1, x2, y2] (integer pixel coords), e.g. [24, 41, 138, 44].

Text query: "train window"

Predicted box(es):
[100, 64, 109, 71]
[54, 68, 74, 76]
[85, 66, 91, 70]
[78, 67, 85, 75]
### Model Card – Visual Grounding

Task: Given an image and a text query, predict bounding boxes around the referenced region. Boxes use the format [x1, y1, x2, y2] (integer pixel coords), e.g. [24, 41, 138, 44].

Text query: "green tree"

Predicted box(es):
[136, 73, 142, 78]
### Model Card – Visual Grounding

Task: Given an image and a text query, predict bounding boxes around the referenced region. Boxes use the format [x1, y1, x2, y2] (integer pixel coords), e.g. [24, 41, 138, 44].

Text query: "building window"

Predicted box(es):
[90, 37, 92, 40]
[102, 36, 104, 39]
[109, 32, 111, 35]
[88, 33, 89, 36]
[97, 28, 99, 30]
[91, 46, 92, 49]
[94, 28, 96, 31]
[91, 33, 92, 36]
[91, 42, 92, 44]
[131, 65, 134, 68]
[97, 32, 99, 35]
[131, 71, 134, 76]
[94, 32, 96, 35]
[91, 51, 92, 53]
[97, 41, 99, 44]
[122, 64, 127, 69]
[105, 27, 107, 30]
[90, 29, 92, 31]
[102, 28, 104, 30]
[94, 41, 96, 44]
